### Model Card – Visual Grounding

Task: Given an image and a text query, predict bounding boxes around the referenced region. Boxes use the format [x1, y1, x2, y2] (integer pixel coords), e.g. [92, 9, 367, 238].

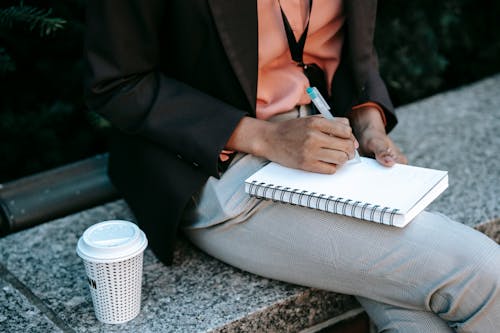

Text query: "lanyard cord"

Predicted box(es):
[277, 0, 329, 100]
[278, 0, 314, 67]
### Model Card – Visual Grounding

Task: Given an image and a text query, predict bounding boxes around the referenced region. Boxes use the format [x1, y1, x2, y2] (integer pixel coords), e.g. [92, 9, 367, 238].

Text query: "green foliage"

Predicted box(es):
[0, 0, 500, 182]
[0, 2, 66, 37]
[376, 0, 500, 105]
[376, 3, 449, 103]
[0, 0, 107, 182]
[0, 0, 66, 76]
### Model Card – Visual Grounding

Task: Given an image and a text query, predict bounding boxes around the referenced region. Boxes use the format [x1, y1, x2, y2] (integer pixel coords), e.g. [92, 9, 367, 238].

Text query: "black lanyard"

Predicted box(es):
[278, 0, 313, 66]
[278, 0, 329, 99]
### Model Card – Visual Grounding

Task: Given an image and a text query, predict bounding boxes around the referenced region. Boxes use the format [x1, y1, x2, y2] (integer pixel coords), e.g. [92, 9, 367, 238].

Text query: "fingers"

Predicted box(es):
[301, 130, 356, 164]
[307, 117, 358, 161]
[374, 147, 396, 166]
[308, 131, 357, 162]
[373, 143, 408, 167]
[268, 116, 360, 174]
[355, 125, 408, 167]
[310, 116, 353, 139]
[316, 146, 352, 165]
[396, 152, 409, 165]
[307, 161, 338, 174]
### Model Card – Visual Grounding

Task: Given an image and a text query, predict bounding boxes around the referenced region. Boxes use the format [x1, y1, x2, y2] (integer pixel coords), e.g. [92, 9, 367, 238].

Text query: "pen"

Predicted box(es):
[306, 87, 332, 119]
[306, 86, 361, 164]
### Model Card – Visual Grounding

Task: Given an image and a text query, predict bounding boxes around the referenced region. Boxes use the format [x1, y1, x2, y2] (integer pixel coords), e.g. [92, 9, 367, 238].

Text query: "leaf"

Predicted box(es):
[0, 4, 66, 36]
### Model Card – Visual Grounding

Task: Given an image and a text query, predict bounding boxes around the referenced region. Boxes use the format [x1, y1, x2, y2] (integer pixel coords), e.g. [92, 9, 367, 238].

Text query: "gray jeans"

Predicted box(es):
[182, 114, 500, 332]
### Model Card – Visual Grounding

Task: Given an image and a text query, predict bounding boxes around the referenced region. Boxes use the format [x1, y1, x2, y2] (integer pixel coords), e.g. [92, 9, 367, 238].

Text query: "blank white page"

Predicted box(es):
[245, 157, 448, 214]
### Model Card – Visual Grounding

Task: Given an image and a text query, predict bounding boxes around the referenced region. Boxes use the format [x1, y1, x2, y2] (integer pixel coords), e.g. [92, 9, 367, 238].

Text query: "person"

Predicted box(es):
[84, 1, 499, 331]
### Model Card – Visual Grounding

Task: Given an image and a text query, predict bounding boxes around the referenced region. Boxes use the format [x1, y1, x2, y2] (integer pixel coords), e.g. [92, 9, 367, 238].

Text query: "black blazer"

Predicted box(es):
[84, 0, 396, 265]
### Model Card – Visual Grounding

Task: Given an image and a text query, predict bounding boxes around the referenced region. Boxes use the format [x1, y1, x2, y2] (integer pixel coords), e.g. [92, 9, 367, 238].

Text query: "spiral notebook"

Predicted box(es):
[244, 157, 448, 227]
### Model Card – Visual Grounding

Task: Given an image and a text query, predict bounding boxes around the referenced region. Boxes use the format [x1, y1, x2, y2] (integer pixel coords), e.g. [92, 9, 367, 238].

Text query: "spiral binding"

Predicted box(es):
[246, 180, 400, 226]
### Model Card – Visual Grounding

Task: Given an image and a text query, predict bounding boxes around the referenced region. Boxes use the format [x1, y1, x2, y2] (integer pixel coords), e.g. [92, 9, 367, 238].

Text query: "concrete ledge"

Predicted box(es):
[0, 265, 64, 333]
[390, 74, 500, 226]
[0, 74, 499, 332]
[0, 200, 359, 332]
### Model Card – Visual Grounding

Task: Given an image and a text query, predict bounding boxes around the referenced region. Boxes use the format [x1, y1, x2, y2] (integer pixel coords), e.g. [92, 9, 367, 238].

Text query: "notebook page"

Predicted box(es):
[245, 157, 447, 213]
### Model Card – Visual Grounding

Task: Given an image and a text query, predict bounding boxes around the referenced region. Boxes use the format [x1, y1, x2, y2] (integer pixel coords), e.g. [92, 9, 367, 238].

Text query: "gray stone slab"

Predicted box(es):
[390, 74, 500, 226]
[0, 273, 63, 333]
[0, 200, 358, 333]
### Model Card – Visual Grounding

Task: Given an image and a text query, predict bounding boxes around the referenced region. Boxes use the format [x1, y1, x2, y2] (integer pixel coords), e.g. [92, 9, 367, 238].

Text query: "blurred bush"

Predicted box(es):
[0, 0, 108, 183]
[1, 0, 499, 182]
[376, 0, 500, 105]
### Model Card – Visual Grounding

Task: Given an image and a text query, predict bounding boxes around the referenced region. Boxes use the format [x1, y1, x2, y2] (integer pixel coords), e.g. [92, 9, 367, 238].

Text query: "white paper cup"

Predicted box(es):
[76, 220, 148, 324]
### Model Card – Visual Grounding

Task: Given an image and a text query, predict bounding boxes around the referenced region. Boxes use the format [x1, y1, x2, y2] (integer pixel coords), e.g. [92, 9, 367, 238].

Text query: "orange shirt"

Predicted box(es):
[256, 0, 344, 120]
[220, 0, 386, 163]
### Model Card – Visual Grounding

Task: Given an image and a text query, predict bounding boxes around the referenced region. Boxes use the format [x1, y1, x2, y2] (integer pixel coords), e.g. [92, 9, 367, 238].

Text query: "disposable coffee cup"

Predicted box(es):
[76, 220, 148, 324]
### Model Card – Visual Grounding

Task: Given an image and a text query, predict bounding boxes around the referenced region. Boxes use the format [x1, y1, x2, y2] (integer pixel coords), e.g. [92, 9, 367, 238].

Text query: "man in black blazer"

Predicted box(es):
[85, 0, 397, 265]
[85, 1, 500, 332]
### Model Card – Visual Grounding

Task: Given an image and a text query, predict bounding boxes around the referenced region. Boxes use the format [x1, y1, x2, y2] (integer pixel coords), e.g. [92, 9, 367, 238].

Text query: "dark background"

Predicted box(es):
[1, 0, 499, 183]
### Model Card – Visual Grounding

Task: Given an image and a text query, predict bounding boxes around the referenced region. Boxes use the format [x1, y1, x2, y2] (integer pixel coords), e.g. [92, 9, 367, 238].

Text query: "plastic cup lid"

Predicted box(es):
[76, 220, 148, 263]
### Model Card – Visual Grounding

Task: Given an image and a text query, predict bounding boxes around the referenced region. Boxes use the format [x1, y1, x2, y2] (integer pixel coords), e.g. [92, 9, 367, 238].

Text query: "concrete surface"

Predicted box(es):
[0, 74, 499, 332]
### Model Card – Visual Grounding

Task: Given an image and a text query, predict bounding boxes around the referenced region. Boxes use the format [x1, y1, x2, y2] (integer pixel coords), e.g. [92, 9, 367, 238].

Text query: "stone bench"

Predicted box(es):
[1, 74, 499, 332]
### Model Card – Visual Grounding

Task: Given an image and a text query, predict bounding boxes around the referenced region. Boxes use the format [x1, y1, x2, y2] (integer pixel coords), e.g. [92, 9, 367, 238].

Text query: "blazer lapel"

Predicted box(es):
[208, 0, 258, 112]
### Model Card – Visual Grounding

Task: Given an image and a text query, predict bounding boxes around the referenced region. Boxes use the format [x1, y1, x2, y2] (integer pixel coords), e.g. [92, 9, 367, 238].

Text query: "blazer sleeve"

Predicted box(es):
[331, 0, 397, 133]
[355, 53, 397, 133]
[84, 0, 247, 178]
[331, 46, 397, 133]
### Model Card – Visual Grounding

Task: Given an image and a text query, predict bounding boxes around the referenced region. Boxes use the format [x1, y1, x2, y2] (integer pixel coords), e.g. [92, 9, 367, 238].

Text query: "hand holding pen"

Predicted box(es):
[225, 87, 359, 174]
[306, 87, 362, 164]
